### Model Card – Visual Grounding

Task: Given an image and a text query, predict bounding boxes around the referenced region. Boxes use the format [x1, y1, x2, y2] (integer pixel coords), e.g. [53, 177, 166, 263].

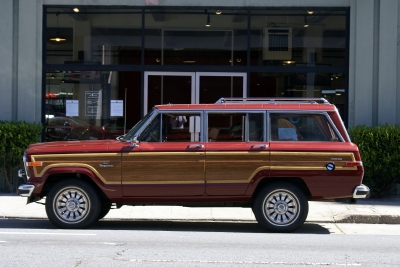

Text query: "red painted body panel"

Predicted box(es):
[27, 140, 112, 154]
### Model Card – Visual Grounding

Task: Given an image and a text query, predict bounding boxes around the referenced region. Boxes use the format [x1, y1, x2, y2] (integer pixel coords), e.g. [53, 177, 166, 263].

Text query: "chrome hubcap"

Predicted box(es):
[54, 188, 89, 223]
[264, 191, 299, 226]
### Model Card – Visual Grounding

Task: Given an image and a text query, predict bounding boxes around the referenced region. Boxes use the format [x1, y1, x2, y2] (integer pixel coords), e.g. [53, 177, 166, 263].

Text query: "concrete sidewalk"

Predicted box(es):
[1, 194, 399, 224]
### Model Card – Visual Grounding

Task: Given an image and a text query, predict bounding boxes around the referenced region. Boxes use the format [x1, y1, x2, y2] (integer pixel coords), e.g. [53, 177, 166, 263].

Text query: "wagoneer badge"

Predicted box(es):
[100, 162, 113, 168]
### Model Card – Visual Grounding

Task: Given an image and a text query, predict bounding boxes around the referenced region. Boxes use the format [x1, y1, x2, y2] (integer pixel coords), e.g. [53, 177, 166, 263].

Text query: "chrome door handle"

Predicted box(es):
[188, 144, 203, 149]
[252, 144, 267, 149]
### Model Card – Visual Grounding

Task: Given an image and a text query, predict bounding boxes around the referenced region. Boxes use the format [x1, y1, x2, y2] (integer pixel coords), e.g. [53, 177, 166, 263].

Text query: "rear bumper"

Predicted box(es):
[352, 184, 370, 199]
[18, 184, 35, 197]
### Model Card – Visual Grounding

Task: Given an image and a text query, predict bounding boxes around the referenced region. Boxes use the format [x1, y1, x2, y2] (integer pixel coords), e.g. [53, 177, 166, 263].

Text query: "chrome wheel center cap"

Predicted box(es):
[67, 199, 79, 211]
[276, 202, 287, 214]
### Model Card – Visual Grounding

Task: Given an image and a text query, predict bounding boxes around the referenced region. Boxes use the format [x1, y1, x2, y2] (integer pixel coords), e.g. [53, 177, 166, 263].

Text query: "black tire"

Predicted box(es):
[253, 182, 308, 233]
[97, 201, 112, 220]
[45, 179, 101, 229]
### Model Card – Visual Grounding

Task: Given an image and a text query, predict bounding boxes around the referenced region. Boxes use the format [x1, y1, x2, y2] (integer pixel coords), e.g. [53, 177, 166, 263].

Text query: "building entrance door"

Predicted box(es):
[144, 72, 247, 114]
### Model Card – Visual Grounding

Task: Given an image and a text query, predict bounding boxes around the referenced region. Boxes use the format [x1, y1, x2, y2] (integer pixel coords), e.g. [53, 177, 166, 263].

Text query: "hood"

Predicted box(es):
[26, 140, 114, 155]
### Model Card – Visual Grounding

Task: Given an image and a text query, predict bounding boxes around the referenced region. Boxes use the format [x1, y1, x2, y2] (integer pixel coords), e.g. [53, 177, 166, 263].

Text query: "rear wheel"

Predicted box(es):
[45, 179, 100, 229]
[253, 182, 308, 233]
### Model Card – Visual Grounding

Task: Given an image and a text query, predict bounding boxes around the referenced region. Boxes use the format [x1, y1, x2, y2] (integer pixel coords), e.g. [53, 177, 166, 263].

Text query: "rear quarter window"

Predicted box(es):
[270, 113, 339, 142]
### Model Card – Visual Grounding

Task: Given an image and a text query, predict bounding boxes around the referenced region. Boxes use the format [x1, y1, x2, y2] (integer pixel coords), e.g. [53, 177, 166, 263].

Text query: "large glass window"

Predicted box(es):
[250, 9, 347, 67]
[44, 6, 349, 141]
[249, 72, 347, 122]
[144, 9, 247, 66]
[46, 8, 142, 65]
[45, 70, 141, 141]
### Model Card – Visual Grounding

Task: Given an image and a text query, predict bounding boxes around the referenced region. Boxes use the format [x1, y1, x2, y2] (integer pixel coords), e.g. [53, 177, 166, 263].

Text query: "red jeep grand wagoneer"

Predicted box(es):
[18, 97, 369, 232]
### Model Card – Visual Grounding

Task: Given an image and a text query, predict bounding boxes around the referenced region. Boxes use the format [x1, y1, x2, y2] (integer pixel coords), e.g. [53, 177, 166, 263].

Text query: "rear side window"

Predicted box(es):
[270, 113, 339, 142]
[207, 112, 264, 142]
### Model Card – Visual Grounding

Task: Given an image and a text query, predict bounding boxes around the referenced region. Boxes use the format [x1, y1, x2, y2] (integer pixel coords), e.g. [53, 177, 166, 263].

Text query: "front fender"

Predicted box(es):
[32, 166, 121, 197]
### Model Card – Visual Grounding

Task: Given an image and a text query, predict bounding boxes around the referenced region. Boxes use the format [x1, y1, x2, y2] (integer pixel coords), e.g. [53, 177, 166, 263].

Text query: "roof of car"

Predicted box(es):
[155, 97, 337, 111]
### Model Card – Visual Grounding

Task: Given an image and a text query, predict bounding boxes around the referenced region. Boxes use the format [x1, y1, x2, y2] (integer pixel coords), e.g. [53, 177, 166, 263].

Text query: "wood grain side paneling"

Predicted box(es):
[31, 153, 121, 184]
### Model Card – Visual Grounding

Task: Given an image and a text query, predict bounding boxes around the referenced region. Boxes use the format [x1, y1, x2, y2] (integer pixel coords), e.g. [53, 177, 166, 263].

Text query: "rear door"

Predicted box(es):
[205, 111, 269, 195]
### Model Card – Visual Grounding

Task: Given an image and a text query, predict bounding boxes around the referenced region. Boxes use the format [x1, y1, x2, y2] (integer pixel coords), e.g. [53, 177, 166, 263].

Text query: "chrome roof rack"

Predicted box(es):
[215, 97, 330, 104]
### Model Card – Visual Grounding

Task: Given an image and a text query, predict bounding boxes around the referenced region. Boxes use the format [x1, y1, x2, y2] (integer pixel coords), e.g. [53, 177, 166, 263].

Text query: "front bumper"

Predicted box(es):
[17, 184, 35, 197]
[352, 184, 370, 199]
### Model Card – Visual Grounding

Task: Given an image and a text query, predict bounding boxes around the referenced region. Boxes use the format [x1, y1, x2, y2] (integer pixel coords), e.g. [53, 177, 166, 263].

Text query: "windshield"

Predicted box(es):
[121, 108, 156, 142]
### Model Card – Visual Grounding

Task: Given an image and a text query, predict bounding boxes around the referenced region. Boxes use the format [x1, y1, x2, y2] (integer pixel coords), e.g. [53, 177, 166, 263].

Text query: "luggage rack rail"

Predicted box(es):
[215, 97, 330, 104]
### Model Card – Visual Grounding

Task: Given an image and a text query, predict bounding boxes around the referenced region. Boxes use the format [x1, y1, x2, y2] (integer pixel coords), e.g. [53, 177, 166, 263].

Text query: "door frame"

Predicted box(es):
[144, 71, 247, 115]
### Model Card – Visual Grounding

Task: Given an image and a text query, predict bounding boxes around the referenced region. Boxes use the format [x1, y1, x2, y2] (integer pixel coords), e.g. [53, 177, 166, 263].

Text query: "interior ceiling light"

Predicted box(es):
[73, 8, 79, 12]
[205, 14, 211, 27]
[50, 37, 66, 42]
[50, 12, 66, 42]
[307, 10, 314, 14]
[283, 60, 296, 65]
[215, 10, 222, 15]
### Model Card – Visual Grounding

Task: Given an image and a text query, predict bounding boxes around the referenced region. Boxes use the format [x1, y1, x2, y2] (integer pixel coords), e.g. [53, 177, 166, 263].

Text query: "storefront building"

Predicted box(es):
[0, 0, 399, 142]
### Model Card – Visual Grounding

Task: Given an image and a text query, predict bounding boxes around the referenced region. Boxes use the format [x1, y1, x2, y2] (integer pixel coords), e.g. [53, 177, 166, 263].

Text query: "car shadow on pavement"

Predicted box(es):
[0, 218, 331, 234]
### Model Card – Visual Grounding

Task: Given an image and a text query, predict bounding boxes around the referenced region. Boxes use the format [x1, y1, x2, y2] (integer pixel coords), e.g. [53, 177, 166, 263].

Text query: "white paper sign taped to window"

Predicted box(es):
[111, 100, 123, 117]
[66, 100, 79, 116]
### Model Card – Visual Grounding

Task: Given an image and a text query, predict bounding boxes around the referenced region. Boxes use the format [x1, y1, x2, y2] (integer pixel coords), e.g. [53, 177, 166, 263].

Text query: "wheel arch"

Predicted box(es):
[250, 177, 312, 201]
[40, 168, 110, 201]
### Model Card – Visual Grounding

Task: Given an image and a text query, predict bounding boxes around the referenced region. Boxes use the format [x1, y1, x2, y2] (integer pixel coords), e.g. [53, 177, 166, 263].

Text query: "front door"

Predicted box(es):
[121, 111, 205, 197]
[144, 72, 247, 114]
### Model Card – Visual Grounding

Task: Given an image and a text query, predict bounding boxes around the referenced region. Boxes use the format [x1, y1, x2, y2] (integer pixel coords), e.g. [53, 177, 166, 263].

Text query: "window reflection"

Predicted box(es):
[45, 71, 141, 142]
[46, 8, 142, 65]
[144, 9, 247, 66]
[250, 10, 346, 67]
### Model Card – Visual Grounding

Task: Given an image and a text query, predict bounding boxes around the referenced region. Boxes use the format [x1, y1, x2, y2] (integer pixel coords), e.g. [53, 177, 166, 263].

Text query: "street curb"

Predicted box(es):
[334, 214, 400, 224]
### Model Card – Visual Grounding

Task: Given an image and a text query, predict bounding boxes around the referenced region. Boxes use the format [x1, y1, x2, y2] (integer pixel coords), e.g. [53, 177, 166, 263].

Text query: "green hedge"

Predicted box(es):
[348, 124, 400, 197]
[0, 121, 42, 192]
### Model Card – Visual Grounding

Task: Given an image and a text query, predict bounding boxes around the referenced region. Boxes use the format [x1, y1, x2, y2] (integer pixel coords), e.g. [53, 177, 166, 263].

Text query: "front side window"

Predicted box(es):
[138, 112, 202, 142]
[270, 113, 339, 142]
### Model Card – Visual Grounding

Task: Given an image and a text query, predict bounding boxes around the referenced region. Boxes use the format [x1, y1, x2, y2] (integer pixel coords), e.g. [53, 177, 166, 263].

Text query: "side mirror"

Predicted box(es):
[130, 136, 139, 148]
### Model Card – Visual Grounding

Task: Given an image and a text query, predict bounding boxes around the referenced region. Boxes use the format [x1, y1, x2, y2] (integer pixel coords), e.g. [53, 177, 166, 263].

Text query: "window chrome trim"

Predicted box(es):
[334, 106, 351, 142]
[133, 109, 160, 140]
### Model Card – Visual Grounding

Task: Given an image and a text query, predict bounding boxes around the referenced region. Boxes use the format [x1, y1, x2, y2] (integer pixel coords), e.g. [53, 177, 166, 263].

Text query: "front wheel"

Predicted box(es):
[253, 182, 308, 233]
[45, 179, 100, 229]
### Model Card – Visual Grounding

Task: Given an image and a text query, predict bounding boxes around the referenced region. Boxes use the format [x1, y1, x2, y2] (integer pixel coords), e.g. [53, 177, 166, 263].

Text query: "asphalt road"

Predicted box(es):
[1, 219, 400, 266]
